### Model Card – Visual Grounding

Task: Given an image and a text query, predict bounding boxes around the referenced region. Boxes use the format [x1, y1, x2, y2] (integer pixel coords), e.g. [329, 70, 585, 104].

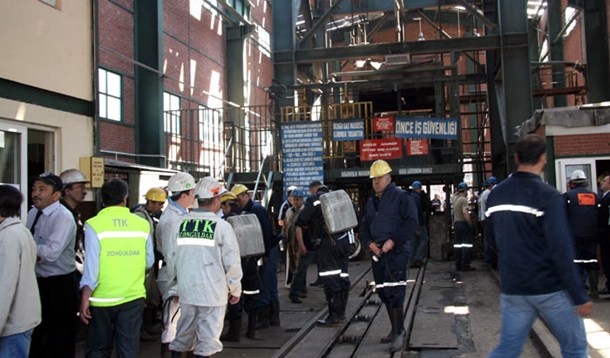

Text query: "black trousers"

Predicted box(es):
[319, 235, 351, 296]
[226, 258, 261, 318]
[30, 271, 77, 358]
[85, 298, 145, 358]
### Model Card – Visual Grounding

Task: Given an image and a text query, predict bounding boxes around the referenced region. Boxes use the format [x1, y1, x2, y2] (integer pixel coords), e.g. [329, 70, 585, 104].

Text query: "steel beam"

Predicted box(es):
[134, 0, 164, 168]
[547, 0, 566, 107]
[273, 0, 297, 111]
[288, 34, 527, 64]
[328, 0, 461, 15]
[455, 0, 496, 30]
[584, 0, 610, 102]
[498, 0, 532, 173]
[299, 0, 346, 47]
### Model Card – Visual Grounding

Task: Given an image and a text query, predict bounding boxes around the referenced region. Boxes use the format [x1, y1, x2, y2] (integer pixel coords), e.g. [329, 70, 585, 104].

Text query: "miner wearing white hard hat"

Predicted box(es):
[566, 169, 601, 298]
[59, 169, 89, 255]
[168, 177, 242, 357]
[360, 160, 418, 352]
[155, 172, 196, 355]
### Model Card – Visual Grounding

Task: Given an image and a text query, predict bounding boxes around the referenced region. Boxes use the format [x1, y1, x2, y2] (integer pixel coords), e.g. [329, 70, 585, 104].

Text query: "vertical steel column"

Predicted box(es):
[273, 0, 297, 112]
[548, 0, 567, 107]
[584, 0, 610, 103]
[134, 0, 164, 168]
[498, 0, 533, 174]
[227, 25, 254, 126]
[483, 0, 505, 178]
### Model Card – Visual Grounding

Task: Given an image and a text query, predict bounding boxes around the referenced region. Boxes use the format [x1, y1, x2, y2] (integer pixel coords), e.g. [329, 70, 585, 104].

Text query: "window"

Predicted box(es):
[257, 25, 271, 58]
[198, 106, 222, 144]
[98, 69, 122, 121]
[164, 92, 181, 134]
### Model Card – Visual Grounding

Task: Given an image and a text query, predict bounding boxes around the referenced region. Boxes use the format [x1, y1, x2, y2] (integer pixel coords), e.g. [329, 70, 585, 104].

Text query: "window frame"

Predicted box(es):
[163, 92, 182, 134]
[98, 68, 123, 122]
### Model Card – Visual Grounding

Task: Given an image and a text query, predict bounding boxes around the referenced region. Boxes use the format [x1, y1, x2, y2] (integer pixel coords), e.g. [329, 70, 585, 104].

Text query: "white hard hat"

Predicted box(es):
[168, 172, 196, 193]
[570, 170, 587, 182]
[195, 177, 222, 199]
[59, 169, 89, 186]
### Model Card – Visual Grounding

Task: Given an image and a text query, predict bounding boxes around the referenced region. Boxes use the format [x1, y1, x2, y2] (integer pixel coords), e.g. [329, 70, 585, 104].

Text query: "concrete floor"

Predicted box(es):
[75, 259, 610, 357]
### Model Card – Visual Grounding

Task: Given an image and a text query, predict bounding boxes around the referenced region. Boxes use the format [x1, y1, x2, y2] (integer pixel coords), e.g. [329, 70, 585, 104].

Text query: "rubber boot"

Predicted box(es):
[339, 290, 349, 322]
[246, 313, 257, 339]
[317, 293, 342, 327]
[269, 300, 280, 326]
[220, 317, 241, 342]
[380, 305, 393, 343]
[589, 270, 599, 299]
[256, 305, 270, 330]
[389, 307, 405, 353]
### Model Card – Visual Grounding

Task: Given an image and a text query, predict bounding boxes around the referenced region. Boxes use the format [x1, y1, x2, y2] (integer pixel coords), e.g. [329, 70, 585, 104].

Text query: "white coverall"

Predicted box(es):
[168, 209, 242, 356]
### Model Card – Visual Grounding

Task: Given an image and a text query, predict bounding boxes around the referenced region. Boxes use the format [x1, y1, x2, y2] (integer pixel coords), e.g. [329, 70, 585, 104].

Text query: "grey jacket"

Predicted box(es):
[0, 217, 41, 336]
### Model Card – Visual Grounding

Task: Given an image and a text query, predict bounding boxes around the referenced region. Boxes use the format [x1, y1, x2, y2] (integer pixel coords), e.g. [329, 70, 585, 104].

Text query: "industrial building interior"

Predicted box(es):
[223, 0, 604, 210]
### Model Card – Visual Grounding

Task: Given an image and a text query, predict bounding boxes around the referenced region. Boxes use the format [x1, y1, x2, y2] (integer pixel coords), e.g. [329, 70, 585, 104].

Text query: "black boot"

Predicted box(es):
[380, 305, 393, 343]
[389, 307, 405, 353]
[269, 300, 280, 326]
[246, 313, 257, 339]
[220, 317, 241, 342]
[256, 304, 270, 330]
[317, 293, 342, 327]
[589, 270, 599, 299]
[339, 290, 349, 322]
[170, 351, 183, 358]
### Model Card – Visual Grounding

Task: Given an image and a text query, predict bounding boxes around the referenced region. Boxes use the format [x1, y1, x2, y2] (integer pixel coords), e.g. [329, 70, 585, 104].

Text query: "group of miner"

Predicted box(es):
[1, 133, 608, 358]
[0, 160, 422, 357]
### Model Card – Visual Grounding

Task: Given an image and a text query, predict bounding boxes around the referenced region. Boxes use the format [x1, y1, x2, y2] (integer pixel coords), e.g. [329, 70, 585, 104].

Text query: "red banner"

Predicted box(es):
[373, 116, 395, 132]
[406, 139, 429, 156]
[360, 139, 403, 161]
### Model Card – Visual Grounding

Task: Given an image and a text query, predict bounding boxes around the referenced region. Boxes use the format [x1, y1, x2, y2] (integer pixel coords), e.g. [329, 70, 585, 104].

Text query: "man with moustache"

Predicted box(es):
[27, 172, 77, 357]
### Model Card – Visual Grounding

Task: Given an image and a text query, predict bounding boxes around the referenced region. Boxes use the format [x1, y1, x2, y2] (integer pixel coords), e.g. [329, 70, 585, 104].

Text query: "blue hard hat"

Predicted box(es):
[412, 181, 422, 189]
[290, 189, 304, 198]
[488, 176, 498, 185]
[457, 182, 468, 191]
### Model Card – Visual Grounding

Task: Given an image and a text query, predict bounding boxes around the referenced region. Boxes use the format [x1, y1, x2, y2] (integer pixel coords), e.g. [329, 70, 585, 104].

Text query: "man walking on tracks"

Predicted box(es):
[486, 134, 591, 358]
[361, 160, 418, 353]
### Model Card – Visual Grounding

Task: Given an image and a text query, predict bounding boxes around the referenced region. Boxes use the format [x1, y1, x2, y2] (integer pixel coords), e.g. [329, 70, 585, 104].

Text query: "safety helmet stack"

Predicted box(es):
[195, 177, 222, 199]
[369, 160, 392, 178]
[168, 172, 196, 194]
[231, 184, 249, 196]
[59, 169, 89, 186]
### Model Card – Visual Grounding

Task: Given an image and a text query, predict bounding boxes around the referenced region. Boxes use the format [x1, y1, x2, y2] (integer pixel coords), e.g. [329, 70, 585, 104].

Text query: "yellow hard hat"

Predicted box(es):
[220, 191, 237, 203]
[369, 160, 392, 178]
[231, 184, 248, 196]
[145, 187, 167, 202]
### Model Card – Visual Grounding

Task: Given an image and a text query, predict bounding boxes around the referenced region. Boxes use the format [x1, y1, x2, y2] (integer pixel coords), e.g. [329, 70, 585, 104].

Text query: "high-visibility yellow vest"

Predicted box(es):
[87, 206, 150, 307]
